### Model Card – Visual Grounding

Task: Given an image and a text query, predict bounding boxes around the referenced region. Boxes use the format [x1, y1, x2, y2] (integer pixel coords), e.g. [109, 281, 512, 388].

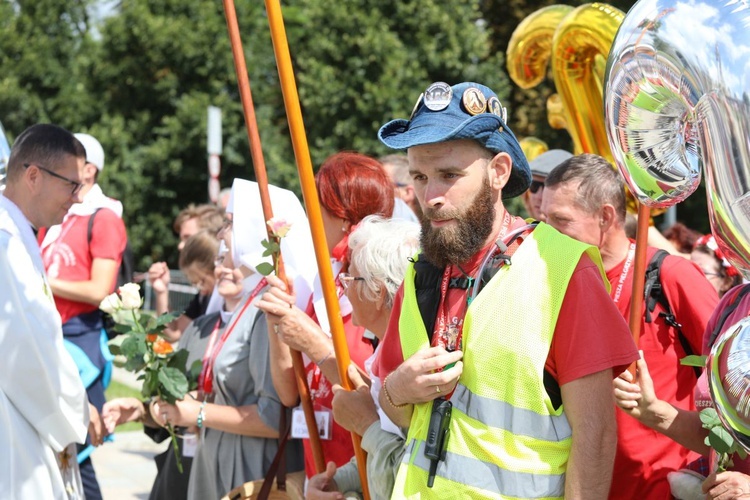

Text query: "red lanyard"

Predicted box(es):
[612, 242, 636, 304]
[432, 212, 513, 353]
[199, 278, 267, 395]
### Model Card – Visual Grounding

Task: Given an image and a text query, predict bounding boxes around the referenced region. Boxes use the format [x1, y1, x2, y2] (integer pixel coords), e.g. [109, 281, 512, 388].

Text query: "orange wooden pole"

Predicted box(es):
[263, 0, 370, 497]
[627, 203, 651, 376]
[221, 0, 326, 473]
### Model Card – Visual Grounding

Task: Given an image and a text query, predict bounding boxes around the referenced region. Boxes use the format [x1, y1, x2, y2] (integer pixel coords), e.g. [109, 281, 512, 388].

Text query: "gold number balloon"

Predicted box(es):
[520, 136, 549, 162]
[507, 3, 624, 161]
[552, 3, 624, 161]
[507, 5, 575, 91]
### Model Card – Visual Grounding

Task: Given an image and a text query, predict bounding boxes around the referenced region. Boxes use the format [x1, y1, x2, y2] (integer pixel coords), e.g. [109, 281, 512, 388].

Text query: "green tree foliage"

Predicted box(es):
[0, 0, 713, 268]
[1, 0, 512, 268]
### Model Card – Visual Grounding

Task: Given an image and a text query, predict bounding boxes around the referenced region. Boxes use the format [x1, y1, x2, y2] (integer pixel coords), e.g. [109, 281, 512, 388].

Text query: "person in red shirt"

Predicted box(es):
[373, 81, 638, 499]
[258, 152, 395, 479]
[542, 153, 719, 500]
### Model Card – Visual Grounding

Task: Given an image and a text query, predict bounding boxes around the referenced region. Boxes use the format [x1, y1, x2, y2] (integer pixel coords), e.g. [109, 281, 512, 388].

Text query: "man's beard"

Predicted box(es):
[419, 177, 495, 268]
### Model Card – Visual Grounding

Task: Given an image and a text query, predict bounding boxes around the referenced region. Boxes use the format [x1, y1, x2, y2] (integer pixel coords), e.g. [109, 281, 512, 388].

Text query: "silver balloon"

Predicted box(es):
[708, 316, 750, 453]
[605, 0, 750, 278]
[0, 120, 9, 192]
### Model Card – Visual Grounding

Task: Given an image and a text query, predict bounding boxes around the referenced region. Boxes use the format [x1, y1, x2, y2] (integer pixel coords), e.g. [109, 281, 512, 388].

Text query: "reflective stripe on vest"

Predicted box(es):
[451, 383, 571, 442]
[393, 223, 605, 499]
[400, 438, 566, 499]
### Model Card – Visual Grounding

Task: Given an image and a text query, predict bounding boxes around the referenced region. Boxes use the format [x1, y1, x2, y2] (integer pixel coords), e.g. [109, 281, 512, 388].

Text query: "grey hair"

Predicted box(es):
[348, 215, 421, 309]
[544, 153, 627, 225]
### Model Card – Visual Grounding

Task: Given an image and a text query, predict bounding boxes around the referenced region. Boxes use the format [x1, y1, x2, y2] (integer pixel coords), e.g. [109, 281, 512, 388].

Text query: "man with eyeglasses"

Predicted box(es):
[522, 149, 572, 220]
[35, 132, 126, 499]
[0, 124, 94, 498]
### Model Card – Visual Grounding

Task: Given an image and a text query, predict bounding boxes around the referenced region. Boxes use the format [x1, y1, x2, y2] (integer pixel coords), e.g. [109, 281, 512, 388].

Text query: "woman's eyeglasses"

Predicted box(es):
[24, 163, 83, 196]
[528, 180, 545, 194]
[339, 272, 365, 291]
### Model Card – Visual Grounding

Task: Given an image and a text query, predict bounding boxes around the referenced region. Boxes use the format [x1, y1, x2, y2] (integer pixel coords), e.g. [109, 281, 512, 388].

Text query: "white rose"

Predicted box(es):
[119, 283, 142, 310]
[99, 293, 122, 315]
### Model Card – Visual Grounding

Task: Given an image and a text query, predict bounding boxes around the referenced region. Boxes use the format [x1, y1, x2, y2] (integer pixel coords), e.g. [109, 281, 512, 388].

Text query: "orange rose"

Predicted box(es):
[153, 338, 174, 355]
[146, 334, 158, 343]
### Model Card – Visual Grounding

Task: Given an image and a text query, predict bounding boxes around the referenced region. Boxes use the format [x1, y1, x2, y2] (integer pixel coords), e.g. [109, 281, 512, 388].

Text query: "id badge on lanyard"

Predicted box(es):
[290, 364, 333, 440]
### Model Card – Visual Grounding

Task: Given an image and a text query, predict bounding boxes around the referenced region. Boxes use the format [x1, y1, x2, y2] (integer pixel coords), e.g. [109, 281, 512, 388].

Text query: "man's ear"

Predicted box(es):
[488, 152, 512, 191]
[600, 204, 617, 233]
[24, 164, 42, 193]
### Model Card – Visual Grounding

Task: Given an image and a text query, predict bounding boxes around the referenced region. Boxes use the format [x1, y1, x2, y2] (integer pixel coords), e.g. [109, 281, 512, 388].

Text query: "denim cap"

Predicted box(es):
[378, 82, 531, 199]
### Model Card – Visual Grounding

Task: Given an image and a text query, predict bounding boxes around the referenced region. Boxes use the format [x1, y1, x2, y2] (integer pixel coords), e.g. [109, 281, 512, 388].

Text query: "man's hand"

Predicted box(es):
[332, 364, 378, 436]
[387, 346, 463, 406]
[102, 397, 145, 434]
[703, 471, 750, 500]
[306, 461, 344, 500]
[148, 262, 170, 294]
[88, 403, 106, 446]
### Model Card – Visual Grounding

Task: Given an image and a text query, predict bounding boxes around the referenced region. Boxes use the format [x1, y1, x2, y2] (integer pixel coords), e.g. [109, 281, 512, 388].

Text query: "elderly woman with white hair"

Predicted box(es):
[260, 215, 421, 499]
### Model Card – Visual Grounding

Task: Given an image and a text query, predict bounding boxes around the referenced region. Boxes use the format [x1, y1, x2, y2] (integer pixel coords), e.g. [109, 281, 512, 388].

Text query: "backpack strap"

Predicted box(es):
[707, 285, 750, 349]
[644, 249, 700, 378]
[87, 208, 102, 244]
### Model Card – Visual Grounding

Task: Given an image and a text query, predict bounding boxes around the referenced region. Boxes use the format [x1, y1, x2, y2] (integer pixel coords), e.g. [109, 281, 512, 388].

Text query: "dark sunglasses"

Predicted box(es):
[529, 180, 545, 194]
[24, 163, 83, 196]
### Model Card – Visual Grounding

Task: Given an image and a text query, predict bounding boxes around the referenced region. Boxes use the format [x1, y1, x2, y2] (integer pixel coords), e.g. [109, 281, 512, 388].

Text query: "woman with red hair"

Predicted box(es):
[257, 151, 394, 480]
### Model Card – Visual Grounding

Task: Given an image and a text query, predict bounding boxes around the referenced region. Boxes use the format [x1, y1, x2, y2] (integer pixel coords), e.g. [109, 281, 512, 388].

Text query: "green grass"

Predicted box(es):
[105, 379, 144, 433]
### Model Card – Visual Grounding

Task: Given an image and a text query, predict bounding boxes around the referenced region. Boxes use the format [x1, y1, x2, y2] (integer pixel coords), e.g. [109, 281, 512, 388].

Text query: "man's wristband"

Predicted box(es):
[383, 373, 408, 409]
[197, 401, 207, 429]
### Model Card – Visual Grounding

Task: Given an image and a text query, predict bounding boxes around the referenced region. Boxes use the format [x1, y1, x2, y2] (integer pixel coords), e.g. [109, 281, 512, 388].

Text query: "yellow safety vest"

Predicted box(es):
[393, 222, 605, 499]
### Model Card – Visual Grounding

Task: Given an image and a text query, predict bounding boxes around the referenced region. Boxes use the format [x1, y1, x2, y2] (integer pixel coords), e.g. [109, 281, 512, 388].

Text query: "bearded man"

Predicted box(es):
[372, 82, 639, 499]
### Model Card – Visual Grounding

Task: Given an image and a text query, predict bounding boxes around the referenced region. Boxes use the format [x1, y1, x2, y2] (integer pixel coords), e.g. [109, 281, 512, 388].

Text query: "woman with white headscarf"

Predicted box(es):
[154, 178, 314, 499]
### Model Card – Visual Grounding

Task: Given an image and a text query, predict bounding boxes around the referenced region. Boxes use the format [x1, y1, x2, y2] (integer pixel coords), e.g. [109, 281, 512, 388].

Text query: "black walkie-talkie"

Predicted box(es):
[424, 397, 452, 487]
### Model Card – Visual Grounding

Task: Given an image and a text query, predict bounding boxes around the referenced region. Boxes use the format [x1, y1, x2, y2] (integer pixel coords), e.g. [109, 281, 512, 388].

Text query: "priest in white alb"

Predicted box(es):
[0, 124, 92, 498]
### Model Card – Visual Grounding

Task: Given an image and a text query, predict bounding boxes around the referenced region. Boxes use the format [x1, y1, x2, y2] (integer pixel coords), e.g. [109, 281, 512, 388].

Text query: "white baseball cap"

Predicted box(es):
[74, 133, 105, 171]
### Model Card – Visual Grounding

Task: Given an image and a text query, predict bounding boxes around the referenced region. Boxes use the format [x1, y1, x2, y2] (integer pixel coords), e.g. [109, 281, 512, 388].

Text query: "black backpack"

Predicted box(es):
[87, 207, 135, 290]
[644, 250, 703, 378]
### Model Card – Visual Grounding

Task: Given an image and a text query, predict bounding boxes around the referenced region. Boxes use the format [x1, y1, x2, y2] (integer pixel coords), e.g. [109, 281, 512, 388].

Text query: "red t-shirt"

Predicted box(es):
[39, 209, 127, 324]
[301, 295, 374, 478]
[607, 245, 718, 500]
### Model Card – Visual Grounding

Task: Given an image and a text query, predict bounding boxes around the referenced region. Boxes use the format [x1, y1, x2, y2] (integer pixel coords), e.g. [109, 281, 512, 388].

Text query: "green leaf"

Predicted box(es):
[708, 425, 735, 454]
[680, 355, 707, 368]
[120, 334, 147, 358]
[141, 369, 159, 399]
[168, 348, 189, 373]
[260, 239, 272, 250]
[158, 367, 189, 404]
[154, 312, 180, 328]
[736, 447, 748, 460]
[256, 262, 274, 276]
[187, 360, 203, 391]
[113, 323, 134, 334]
[700, 408, 721, 428]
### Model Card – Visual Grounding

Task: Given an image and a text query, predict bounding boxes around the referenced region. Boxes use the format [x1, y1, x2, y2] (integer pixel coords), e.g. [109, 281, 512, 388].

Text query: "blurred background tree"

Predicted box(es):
[0, 0, 711, 270]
